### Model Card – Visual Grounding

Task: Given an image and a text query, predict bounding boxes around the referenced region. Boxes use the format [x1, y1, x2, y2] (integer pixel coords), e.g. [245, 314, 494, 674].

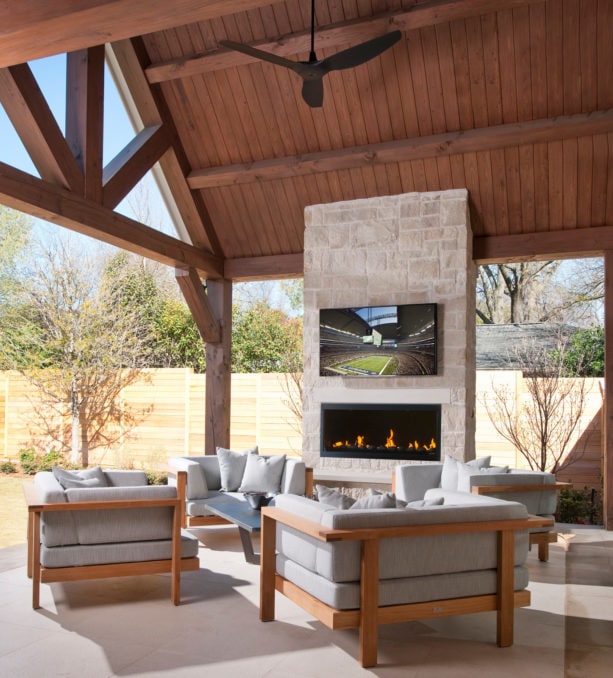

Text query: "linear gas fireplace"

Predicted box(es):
[321, 403, 441, 461]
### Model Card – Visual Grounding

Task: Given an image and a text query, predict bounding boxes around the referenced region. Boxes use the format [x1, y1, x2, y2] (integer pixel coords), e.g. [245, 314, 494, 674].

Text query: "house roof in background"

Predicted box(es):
[476, 322, 578, 370]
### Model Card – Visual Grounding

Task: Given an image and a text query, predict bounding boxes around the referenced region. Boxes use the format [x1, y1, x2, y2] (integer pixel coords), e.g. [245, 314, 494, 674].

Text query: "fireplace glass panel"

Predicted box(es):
[321, 403, 441, 461]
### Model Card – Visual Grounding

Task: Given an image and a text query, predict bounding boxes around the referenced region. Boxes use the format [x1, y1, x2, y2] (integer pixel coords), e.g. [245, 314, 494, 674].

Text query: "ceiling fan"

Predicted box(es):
[219, 0, 402, 108]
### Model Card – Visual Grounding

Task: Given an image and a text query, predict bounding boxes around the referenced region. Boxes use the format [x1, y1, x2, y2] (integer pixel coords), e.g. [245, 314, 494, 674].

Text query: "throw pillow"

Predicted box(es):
[440, 455, 491, 491]
[370, 487, 408, 508]
[480, 465, 510, 474]
[52, 466, 108, 490]
[456, 460, 505, 492]
[239, 454, 286, 493]
[350, 492, 397, 509]
[403, 497, 445, 508]
[217, 446, 258, 491]
[316, 484, 356, 509]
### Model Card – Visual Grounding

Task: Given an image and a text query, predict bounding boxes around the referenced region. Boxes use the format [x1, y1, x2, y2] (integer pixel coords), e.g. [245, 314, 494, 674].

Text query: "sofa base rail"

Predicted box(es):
[273, 573, 531, 630]
[184, 515, 232, 528]
[39, 557, 200, 584]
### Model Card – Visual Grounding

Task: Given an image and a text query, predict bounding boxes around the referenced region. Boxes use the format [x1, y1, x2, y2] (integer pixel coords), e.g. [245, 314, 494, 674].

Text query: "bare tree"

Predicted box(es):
[477, 259, 604, 326]
[0, 236, 153, 466]
[481, 335, 590, 472]
[280, 370, 303, 437]
[476, 262, 561, 324]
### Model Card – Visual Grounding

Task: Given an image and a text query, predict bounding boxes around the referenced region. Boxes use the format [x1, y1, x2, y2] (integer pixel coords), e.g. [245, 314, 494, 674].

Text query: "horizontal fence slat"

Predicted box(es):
[0, 369, 603, 490]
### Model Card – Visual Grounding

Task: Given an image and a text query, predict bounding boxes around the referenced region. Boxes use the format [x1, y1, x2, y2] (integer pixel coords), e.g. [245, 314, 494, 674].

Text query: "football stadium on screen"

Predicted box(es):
[319, 304, 437, 377]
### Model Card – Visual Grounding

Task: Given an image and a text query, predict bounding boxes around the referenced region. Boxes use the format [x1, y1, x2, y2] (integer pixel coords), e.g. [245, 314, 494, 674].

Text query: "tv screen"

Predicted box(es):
[319, 303, 437, 376]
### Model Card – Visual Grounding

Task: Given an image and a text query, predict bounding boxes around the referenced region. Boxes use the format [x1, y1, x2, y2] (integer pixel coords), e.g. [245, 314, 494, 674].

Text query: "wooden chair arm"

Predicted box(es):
[305, 467, 314, 497]
[472, 481, 571, 495]
[23, 481, 181, 513]
[260, 506, 551, 543]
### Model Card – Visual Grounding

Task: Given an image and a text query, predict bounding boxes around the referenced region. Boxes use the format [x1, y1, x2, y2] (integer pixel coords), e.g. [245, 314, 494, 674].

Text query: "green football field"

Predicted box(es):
[332, 355, 397, 375]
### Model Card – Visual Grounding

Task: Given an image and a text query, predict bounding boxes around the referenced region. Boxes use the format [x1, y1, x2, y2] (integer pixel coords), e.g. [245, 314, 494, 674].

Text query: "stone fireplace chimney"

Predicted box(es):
[302, 190, 476, 480]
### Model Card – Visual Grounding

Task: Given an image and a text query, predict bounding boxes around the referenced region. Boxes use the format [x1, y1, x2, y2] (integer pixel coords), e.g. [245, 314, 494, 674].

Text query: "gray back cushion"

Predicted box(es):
[395, 464, 443, 501]
[65, 485, 178, 545]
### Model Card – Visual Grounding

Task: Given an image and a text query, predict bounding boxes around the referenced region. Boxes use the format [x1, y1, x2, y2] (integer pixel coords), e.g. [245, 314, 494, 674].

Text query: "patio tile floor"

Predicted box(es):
[0, 524, 611, 677]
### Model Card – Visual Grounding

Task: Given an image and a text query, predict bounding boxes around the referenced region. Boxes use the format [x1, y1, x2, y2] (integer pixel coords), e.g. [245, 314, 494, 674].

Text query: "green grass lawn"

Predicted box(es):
[0, 475, 28, 548]
[333, 355, 396, 375]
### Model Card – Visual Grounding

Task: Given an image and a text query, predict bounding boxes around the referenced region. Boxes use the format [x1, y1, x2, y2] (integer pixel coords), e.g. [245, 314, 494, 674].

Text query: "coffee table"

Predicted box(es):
[201, 494, 269, 564]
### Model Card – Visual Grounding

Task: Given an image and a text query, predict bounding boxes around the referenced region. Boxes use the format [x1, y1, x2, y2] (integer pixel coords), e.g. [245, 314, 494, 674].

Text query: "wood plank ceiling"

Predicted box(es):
[131, 0, 613, 276]
[1, 0, 611, 280]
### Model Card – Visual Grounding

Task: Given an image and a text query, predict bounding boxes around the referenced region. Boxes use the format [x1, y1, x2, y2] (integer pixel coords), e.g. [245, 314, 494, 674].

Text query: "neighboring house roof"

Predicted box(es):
[476, 323, 577, 370]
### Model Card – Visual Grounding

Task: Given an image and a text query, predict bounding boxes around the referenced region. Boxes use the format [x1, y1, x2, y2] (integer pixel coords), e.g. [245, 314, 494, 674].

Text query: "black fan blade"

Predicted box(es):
[322, 30, 402, 72]
[302, 78, 324, 108]
[219, 39, 302, 73]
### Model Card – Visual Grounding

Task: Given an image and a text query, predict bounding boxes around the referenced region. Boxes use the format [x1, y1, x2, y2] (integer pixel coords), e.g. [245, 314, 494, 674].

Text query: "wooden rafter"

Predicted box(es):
[108, 38, 224, 256]
[175, 268, 221, 343]
[66, 46, 105, 202]
[0, 161, 223, 278]
[0, 63, 84, 192]
[224, 253, 304, 281]
[474, 225, 613, 263]
[188, 110, 613, 189]
[0, 0, 278, 68]
[145, 0, 545, 83]
[103, 124, 171, 209]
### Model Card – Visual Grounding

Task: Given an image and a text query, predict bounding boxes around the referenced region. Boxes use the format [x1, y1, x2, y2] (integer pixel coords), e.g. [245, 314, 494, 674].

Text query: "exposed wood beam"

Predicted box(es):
[175, 268, 221, 343]
[0, 64, 84, 192]
[66, 47, 105, 202]
[474, 225, 613, 263]
[224, 253, 304, 281]
[605, 252, 613, 530]
[0, 0, 282, 68]
[0, 161, 223, 278]
[103, 124, 171, 209]
[146, 0, 544, 83]
[188, 110, 613, 189]
[108, 38, 224, 256]
[204, 279, 232, 455]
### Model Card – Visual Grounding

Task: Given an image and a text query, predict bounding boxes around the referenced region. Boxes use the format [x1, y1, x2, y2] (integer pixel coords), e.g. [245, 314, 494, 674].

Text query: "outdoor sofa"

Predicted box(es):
[393, 455, 568, 560]
[26, 467, 200, 609]
[168, 446, 313, 528]
[259, 491, 551, 668]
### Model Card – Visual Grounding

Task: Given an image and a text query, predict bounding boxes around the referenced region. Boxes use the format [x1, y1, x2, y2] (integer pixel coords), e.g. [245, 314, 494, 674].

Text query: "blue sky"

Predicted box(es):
[1, 54, 135, 173]
[0, 54, 174, 246]
[0, 55, 298, 311]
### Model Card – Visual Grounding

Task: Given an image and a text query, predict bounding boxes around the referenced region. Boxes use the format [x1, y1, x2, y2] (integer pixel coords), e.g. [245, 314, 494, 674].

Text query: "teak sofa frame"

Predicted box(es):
[471, 481, 570, 561]
[24, 479, 199, 609]
[259, 506, 553, 668]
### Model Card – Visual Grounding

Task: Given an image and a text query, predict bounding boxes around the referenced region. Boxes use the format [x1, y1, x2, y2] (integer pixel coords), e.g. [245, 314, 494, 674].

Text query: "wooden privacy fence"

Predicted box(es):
[0, 369, 303, 470]
[0, 368, 603, 488]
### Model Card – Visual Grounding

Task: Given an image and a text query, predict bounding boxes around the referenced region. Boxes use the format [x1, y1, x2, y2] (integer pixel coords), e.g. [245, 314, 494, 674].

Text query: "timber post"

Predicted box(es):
[204, 278, 232, 455]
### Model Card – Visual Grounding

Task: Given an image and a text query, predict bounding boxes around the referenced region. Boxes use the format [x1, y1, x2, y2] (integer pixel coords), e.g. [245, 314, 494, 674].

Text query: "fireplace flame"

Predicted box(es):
[330, 432, 437, 453]
[332, 440, 351, 448]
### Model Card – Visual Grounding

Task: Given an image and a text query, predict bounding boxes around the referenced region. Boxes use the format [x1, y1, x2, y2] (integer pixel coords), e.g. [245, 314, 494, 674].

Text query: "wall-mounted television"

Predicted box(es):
[319, 303, 437, 377]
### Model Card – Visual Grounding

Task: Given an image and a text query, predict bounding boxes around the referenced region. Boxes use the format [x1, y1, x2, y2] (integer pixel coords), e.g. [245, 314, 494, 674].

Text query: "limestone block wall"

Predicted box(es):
[302, 189, 476, 474]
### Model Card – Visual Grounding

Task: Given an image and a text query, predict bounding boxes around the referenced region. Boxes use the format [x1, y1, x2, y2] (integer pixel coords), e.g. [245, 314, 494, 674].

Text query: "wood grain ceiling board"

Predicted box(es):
[3, 1, 610, 269]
